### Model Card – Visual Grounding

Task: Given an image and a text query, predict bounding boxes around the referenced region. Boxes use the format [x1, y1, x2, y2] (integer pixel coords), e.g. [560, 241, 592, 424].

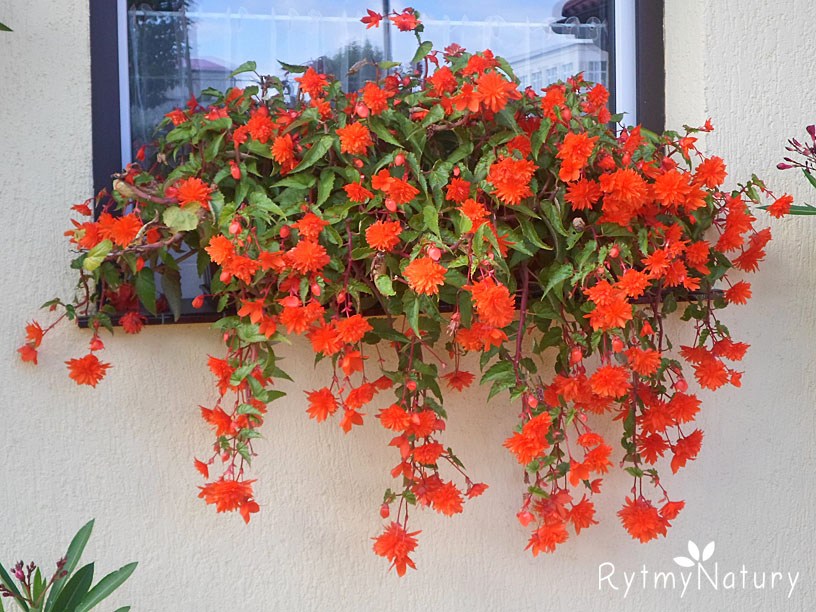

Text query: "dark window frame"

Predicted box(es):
[87, 1, 665, 328]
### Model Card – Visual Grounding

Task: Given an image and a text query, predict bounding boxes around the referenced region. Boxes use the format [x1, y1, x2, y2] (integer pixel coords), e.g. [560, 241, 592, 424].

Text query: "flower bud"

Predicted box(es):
[192, 295, 205, 309]
[385, 198, 398, 212]
[570, 347, 583, 365]
[611, 337, 624, 353]
[394, 153, 405, 167]
[674, 378, 688, 393]
[609, 245, 620, 258]
[428, 246, 441, 261]
[379, 503, 390, 519]
[279, 225, 291, 239]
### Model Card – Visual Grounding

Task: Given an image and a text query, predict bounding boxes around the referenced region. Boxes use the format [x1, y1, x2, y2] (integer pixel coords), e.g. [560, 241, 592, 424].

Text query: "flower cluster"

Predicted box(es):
[22, 8, 790, 575]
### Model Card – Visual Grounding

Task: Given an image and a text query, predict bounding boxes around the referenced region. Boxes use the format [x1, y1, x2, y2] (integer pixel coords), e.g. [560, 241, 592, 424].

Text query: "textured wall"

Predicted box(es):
[0, 1, 814, 610]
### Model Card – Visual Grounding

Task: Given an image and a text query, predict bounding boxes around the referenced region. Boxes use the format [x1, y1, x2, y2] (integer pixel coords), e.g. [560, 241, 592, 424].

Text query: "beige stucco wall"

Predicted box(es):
[1, 1, 814, 610]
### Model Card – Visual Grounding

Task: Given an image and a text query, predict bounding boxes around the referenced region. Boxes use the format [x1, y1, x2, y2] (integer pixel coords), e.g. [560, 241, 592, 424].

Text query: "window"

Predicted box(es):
[88, 0, 663, 323]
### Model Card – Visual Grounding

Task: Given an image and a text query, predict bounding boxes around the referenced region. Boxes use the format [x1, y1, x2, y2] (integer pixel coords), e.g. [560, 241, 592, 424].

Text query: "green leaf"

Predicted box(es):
[378, 60, 401, 70]
[317, 169, 335, 207]
[204, 131, 226, 162]
[82, 240, 112, 272]
[368, 118, 402, 147]
[50, 563, 94, 612]
[541, 262, 573, 298]
[375, 274, 396, 297]
[229, 60, 256, 78]
[422, 204, 440, 237]
[75, 563, 136, 612]
[410, 41, 433, 65]
[161, 268, 182, 322]
[135, 269, 157, 315]
[113, 608, 131, 612]
[278, 60, 308, 73]
[0, 22, 12, 32]
[45, 521, 94, 612]
[804, 169, 816, 190]
[292, 135, 334, 173]
[163, 205, 199, 232]
[480, 360, 515, 385]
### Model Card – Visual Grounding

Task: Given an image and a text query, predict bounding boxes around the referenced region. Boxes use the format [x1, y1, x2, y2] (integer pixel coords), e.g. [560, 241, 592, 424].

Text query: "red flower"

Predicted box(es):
[372, 522, 420, 576]
[404, 257, 446, 295]
[442, 369, 475, 391]
[475, 70, 521, 112]
[526, 521, 569, 556]
[306, 387, 338, 422]
[176, 177, 212, 209]
[467, 277, 515, 328]
[360, 9, 383, 29]
[767, 194, 793, 218]
[344, 182, 374, 202]
[365, 220, 402, 251]
[487, 157, 536, 205]
[286, 240, 330, 274]
[389, 9, 420, 32]
[66, 354, 111, 387]
[618, 497, 668, 543]
[337, 122, 373, 155]
[428, 481, 464, 516]
[119, 311, 146, 334]
[589, 365, 630, 398]
[295, 67, 329, 98]
[198, 478, 259, 523]
[557, 131, 597, 182]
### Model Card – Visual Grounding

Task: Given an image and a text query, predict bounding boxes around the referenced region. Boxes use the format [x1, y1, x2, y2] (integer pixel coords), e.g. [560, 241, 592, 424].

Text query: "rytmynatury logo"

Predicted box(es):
[598, 540, 800, 599]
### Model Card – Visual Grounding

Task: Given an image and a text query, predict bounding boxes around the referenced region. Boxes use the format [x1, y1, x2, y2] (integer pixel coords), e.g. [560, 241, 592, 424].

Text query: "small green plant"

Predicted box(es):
[0, 520, 136, 612]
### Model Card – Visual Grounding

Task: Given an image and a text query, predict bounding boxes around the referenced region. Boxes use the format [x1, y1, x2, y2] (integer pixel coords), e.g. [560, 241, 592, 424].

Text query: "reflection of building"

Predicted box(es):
[510, 36, 608, 90]
[190, 57, 236, 93]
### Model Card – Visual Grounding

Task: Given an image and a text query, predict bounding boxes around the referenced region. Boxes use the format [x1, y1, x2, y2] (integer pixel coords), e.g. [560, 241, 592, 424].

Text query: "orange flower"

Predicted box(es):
[589, 365, 630, 398]
[694, 156, 727, 187]
[362, 82, 392, 115]
[556, 131, 597, 182]
[652, 169, 691, 207]
[336, 122, 373, 155]
[386, 177, 420, 205]
[344, 182, 374, 202]
[445, 177, 471, 203]
[198, 478, 259, 523]
[428, 481, 464, 516]
[286, 240, 330, 274]
[307, 322, 342, 356]
[378, 403, 411, 431]
[426, 66, 457, 96]
[413, 442, 444, 465]
[467, 277, 515, 328]
[25, 321, 44, 347]
[66, 354, 111, 387]
[295, 67, 329, 97]
[271, 134, 296, 166]
[245, 106, 275, 143]
[306, 387, 338, 422]
[176, 177, 212, 209]
[119, 311, 145, 334]
[565, 178, 601, 210]
[340, 349, 366, 376]
[98, 212, 143, 248]
[671, 429, 703, 473]
[599, 168, 648, 226]
[725, 281, 752, 304]
[767, 194, 793, 218]
[372, 522, 420, 576]
[346, 383, 375, 410]
[361, 8, 383, 29]
[693, 357, 729, 390]
[459, 198, 490, 232]
[616, 269, 649, 299]
[205, 235, 234, 265]
[18, 344, 38, 364]
[526, 521, 569, 556]
[569, 498, 598, 535]
[339, 408, 364, 432]
[442, 369, 475, 391]
[404, 257, 446, 295]
[487, 157, 536, 205]
[618, 497, 668, 543]
[200, 405, 235, 437]
[365, 220, 402, 251]
[626, 348, 662, 376]
[335, 314, 372, 344]
[293, 212, 329, 241]
[475, 70, 521, 112]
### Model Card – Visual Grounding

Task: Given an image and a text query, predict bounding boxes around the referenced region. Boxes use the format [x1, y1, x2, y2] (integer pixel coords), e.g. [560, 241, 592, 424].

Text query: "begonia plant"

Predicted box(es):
[20, 8, 792, 575]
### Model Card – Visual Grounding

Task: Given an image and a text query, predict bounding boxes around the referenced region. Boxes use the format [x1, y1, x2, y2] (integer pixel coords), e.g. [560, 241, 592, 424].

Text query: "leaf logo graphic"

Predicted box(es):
[674, 540, 715, 567]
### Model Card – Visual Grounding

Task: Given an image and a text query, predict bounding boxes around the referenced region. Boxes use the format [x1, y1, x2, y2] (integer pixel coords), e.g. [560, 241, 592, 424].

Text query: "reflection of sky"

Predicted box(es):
[155, 0, 604, 76]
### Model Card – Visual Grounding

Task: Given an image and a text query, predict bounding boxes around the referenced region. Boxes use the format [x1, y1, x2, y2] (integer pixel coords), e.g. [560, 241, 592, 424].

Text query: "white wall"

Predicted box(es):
[1, 1, 814, 610]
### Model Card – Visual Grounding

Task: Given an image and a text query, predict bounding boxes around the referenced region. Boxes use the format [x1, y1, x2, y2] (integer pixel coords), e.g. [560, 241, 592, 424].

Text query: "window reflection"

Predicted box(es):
[126, 0, 609, 157]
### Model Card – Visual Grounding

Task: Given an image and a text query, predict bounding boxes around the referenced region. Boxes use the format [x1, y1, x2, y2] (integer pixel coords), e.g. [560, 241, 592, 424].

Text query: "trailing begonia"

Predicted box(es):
[21, 8, 791, 575]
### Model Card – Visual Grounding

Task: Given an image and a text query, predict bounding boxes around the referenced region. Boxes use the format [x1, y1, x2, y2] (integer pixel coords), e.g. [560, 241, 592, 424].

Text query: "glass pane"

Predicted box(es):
[126, 0, 609, 158]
